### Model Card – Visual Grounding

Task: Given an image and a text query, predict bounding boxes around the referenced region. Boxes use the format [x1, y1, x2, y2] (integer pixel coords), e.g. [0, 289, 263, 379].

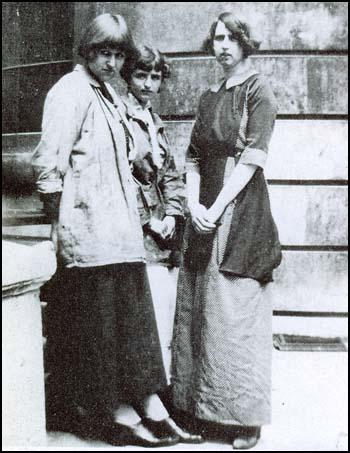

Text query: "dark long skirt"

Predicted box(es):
[43, 262, 167, 420]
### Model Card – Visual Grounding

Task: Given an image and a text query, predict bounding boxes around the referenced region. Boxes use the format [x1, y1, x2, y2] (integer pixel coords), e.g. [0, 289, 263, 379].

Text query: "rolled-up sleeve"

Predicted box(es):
[239, 77, 278, 169]
[186, 148, 201, 173]
[185, 95, 206, 174]
[32, 81, 82, 193]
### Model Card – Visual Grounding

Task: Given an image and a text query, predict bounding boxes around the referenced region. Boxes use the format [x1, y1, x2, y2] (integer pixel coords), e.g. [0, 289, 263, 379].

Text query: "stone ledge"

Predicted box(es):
[2, 240, 56, 297]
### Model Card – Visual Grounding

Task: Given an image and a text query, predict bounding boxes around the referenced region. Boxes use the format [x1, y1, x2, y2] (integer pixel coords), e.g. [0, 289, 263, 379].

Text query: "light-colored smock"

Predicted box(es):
[32, 64, 145, 267]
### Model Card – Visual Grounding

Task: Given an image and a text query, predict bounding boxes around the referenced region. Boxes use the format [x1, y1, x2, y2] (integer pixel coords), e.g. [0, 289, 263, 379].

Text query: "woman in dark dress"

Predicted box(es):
[171, 12, 282, 450]
[32, 13, 187, 448]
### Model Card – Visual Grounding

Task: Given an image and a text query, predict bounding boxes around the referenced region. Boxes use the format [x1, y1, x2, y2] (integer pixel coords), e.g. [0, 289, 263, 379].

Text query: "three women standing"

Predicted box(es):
[33, 13, 196, 448]
[171, 12, 282, 450]
[33, 9, 281, 450]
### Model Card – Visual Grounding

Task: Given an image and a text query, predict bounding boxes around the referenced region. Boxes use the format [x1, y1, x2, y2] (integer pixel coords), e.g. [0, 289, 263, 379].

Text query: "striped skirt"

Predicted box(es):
[171, 202, 273, 426]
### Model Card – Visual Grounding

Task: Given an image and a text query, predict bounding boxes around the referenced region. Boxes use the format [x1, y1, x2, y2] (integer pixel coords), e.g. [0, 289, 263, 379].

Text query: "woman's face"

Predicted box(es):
[213, 21, 244, 69]
[129, 68, 162, 106]
[88, 47, 125, 82]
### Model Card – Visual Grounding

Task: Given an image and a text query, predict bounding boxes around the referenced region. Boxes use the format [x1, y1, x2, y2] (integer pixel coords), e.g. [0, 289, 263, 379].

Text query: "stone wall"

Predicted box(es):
[2, 2, 348, 316]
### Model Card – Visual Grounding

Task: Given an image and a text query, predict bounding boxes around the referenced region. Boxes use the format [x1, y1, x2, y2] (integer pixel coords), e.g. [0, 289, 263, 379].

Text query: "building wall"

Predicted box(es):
[2, 2, 348, 316]
[2, 2, 74, 133]
[2, 1, 74, 217]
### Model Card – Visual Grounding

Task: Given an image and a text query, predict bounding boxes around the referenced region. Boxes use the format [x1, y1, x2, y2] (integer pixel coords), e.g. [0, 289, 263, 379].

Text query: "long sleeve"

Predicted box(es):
[158, 135, 185, 218]
[32, 80, 86, 193]
[238, 76, 278, 169]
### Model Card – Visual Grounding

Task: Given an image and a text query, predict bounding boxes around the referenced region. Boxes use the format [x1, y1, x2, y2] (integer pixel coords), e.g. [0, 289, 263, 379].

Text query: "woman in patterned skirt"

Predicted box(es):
[171, 12, 282, 450]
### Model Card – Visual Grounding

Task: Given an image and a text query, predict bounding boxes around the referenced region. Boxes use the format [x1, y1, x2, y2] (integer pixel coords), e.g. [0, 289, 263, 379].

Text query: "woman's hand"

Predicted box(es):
[160, 216, 176, 239]
[41, 192, 61, 223]
[204, 203, 226, 226]
[189, 203, 216, 234]
[148, 217, 164, 236]
[148, 216, 176, 240]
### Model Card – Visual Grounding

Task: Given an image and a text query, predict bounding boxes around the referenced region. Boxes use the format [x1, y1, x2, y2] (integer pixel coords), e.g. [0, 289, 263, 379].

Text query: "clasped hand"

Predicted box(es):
[189, 203, 223, 234]
[149, 216, 176, 240]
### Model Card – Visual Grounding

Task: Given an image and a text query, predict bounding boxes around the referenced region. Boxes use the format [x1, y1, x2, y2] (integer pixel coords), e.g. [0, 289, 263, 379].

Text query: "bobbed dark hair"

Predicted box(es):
[203, 12, 261, 59]
[120, 45, 171, 84]
[78, 13, 137, 61]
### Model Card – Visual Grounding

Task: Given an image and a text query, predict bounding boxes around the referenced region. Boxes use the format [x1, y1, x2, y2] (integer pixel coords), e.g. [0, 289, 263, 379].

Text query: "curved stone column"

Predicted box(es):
[2, 240, 56, 447]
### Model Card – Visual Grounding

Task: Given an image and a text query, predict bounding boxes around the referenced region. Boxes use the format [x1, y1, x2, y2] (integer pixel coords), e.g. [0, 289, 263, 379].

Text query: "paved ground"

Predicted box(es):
[41, 350, 348, 451]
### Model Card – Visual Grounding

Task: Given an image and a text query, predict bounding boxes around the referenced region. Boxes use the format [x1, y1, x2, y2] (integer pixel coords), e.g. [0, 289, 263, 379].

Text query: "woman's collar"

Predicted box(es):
[74, 64, 101, 87]
[210, 68, 259, 92]
[125, 91, 152, 112]
[124, 92, 164, 131]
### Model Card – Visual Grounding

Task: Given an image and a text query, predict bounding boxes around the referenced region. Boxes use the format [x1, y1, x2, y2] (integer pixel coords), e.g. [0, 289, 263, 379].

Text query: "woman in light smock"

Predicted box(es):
[32, 14, 190, 448]
[121, 46, 185, 382]
[171, 12, 282, 450]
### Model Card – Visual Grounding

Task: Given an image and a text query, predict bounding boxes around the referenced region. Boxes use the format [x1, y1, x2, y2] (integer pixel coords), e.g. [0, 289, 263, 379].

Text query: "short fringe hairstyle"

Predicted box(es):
[78, 13, 137, 61]
[120, 45, 171, 83]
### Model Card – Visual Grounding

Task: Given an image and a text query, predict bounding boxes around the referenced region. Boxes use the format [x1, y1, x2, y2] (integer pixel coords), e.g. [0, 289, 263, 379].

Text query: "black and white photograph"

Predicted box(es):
[2, 2, 348, 451]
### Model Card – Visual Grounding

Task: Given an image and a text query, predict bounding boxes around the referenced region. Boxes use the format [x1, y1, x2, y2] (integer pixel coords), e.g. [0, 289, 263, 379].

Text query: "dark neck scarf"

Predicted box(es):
[87, 67, 115, 104]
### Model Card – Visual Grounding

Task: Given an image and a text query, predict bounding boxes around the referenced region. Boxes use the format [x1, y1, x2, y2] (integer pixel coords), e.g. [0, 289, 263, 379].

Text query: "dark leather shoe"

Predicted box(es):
[102, 421, 180, 448]
[232, 427, 261, 450]
[143, 417, 204, 444]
